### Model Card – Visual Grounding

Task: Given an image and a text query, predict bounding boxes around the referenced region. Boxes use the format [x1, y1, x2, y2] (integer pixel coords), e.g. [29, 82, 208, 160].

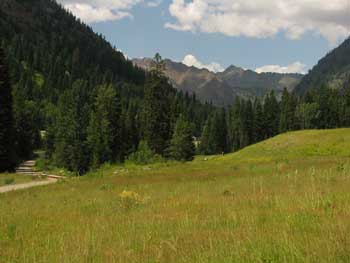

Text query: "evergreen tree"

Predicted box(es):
[230, 97, 242, 151]
[263, 91, 280, 138]
[54, 80, 90, 174]
[295, 102, 320, 129]
[199, 117, 212, 155]
[142, 54, 172, 155]
[279, 88, 297, 133]
[200, 109, 228, 155]
[253, 98, 264, 143]
[13, 95, 41, 159]
[0, 48, 16, 171]
[87, 84, 121, 167]
[169, 116, 195, 161]
[122, 101, 140, 158]
[240, 100, 254, 148]
[342, 84, 350, 126]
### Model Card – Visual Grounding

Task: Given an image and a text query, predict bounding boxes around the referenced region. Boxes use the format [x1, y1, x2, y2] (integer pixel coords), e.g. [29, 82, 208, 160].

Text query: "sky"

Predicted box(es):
[58, 0, 350, 74]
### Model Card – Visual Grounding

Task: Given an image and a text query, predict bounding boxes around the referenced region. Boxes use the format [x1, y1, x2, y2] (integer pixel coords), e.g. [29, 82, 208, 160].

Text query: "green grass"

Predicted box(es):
[1, 129, 350, 262]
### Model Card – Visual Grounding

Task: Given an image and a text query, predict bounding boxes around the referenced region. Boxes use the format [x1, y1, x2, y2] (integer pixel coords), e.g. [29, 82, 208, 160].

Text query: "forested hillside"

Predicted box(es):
[0, 0, 214, 174]
[295, 37, 350, 94]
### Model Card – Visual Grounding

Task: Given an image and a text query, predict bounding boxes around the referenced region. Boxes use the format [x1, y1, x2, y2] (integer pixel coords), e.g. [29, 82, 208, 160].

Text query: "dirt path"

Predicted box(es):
[0, 178, 58, 193]
[0, 160, 64, 194]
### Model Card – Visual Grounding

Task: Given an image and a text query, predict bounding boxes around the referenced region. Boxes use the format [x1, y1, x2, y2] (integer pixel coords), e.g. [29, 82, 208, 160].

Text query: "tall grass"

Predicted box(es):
[1, 129, 350, 262]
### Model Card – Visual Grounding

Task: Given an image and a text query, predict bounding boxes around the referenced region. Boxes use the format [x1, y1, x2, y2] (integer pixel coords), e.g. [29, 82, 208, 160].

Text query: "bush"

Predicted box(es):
[4, 178, 15, 185]
[35, 158, 49, 171]
[127, 141, 163, 165]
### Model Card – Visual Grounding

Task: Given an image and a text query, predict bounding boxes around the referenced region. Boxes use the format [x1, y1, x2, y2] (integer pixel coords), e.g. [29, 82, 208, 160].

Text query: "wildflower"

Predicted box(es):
[119, 190, 149, 209]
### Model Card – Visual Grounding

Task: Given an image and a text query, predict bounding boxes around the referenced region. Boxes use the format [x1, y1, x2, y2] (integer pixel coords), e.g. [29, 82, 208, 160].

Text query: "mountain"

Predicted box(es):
[295, 37, 350, 95]
[133, 58, 303, 105]
[0, 0, 146, 89]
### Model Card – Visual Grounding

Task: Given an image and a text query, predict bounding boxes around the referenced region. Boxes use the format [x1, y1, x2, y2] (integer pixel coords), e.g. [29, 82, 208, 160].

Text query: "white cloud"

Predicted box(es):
[59, 0, 159, 23]
[64, 3, 132, 23]
[147, 0, 162, 8]
[165, 0, 350, 45]
[255, 61, 306, 74]
[182, 54, 224, 72]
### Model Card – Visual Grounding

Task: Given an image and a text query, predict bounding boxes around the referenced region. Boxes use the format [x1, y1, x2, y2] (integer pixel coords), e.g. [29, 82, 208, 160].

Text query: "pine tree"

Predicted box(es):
[0, 48, 16, 172]
[142, 54, 172, 155]
[230, 97, 242, 151]
[240, 100, 254, 147]
[263, 91, 280, 138]
[13, 95, 41, 160]
[123, 101, 140, 157]
[202, 109, 228, 155]
[253, 98, 264, 143]
[169, 116, 195, 161]
[87, 84, 121, 167]
[54, 80, 90, 174]
[199, 117, 212, 155]
[295, 102, 320, 129]
[343, 84, 350, 126]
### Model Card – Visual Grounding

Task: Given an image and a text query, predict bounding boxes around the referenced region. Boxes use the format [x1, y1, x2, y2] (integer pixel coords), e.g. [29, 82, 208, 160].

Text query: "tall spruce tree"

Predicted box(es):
[87, 84, 121, 167]
[169, 116, 195, 161]
[200, 109, 228, 155]
[279, 88, 297, 133]
[240, 100, 254, 148]
[0, 48, 16, 172]
[142, 54, 172, 155]
[263, 91, 280, 138]
[54, 80, 90, 174]
[199, 117, 212, 155]
[253, 98, 264, 143]
[230, 97, 242, 151]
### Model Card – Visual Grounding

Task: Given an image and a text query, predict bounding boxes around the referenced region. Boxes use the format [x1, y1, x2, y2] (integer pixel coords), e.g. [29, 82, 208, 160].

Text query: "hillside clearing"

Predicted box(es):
[1, 129, 350, 262]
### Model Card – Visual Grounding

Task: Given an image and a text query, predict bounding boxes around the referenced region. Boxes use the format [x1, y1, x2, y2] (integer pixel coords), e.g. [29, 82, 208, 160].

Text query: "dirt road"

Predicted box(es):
[0, 178, 58, 193]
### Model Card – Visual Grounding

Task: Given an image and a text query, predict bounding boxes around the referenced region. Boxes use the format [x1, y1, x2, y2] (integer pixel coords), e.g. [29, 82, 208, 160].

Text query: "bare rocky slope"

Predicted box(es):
[133, 58, 303, 105]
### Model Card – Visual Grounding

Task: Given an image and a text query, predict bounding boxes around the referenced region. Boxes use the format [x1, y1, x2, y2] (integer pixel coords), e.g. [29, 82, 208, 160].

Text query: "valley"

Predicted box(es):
[1, 0, 350, 262]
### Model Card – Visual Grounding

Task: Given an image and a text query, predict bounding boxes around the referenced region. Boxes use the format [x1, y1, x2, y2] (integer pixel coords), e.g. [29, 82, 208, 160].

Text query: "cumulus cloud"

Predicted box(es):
[59, 0, 159, 23]
[255, 61, 306, 74]
[147, 0, 162, 8]
[64, 3, 132, 23]
[182, 54, 224, 72]
[165, 0, 350, 45]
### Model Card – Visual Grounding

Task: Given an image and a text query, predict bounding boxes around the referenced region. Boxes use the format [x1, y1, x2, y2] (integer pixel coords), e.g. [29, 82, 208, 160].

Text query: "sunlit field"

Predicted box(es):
[1, 129, 350, 262]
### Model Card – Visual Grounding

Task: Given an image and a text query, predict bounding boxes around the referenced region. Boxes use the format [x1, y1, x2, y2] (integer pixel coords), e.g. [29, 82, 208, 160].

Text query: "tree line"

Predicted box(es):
[2, 47, 350, 174]
[199, 84, 350, 155]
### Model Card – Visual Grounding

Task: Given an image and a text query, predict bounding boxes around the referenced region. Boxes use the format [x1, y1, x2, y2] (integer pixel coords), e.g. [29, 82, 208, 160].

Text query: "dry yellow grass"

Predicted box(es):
[1, 129, 350, 262]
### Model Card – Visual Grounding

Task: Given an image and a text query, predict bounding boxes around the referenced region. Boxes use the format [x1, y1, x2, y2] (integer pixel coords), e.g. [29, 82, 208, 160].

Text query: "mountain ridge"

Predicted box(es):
[295, 37, 350, 95]
[133, 57, 303, 105]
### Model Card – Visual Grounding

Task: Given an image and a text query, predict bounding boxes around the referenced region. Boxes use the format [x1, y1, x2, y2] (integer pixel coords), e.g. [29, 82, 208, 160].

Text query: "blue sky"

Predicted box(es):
[59, 0, 350, 73]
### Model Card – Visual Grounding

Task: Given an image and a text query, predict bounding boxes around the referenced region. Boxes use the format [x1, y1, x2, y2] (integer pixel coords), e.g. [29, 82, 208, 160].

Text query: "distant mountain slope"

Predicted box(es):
[133, 58, 302, 105]
[0, 0, 146, 94]
[295, 37, 350, 95]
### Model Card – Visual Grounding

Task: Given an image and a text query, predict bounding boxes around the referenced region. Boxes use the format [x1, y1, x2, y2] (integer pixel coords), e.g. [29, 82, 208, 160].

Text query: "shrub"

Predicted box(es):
[119, 190, 148, 210]
[4, 178, 15, 185]
[127, 141, 163, 165]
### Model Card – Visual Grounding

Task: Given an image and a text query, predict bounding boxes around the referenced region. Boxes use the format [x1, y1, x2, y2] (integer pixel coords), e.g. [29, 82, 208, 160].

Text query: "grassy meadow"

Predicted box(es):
[1, 129, 350, 262]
